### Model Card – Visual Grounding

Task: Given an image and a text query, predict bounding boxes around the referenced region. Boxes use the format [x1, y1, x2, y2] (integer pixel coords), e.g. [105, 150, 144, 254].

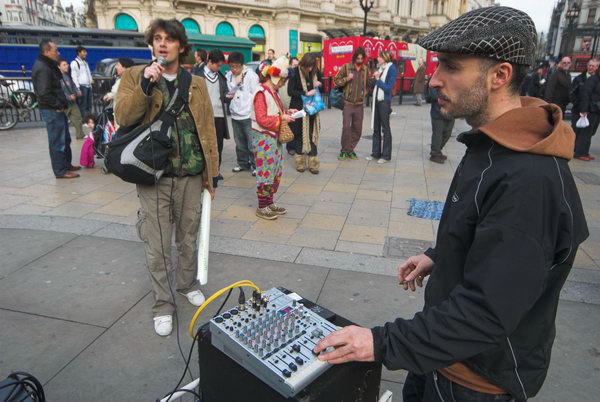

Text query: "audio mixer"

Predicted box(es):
[209, 287, 339, 398]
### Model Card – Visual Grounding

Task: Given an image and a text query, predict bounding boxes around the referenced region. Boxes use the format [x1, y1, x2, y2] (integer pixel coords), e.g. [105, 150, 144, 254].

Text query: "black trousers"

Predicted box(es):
[372, 100, 392, 160]
[431, 117, 455, 155]
[574, 112, 599, 157]
[213, 117, 226, 187]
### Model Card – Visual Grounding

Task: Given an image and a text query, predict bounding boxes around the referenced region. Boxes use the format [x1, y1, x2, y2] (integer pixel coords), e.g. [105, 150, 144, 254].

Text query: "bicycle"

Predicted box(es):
[0, 79, 38, 130]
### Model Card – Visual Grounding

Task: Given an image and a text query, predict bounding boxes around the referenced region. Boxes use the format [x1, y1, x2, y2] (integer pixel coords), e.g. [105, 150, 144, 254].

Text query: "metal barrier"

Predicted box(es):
[0, 77, 116, 127]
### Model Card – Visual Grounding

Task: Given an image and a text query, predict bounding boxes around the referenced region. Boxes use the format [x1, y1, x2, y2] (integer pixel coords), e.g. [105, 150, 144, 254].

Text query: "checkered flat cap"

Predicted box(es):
[417, 6, 537, 66]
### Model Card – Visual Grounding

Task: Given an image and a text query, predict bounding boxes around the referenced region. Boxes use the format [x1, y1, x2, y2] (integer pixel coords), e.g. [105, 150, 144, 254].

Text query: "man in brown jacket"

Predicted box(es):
[115, 19, 219, 336]
[414, 58, 427, 106]
[334, 47, 370, 160]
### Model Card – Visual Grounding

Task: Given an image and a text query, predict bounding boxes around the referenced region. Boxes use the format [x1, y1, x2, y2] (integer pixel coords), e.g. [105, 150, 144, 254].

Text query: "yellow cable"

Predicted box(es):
[188, 280, 261, 338]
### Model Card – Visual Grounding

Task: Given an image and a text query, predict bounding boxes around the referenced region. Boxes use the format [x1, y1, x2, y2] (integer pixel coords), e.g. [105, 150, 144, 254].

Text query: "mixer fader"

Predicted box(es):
[209, 287, 339, 398]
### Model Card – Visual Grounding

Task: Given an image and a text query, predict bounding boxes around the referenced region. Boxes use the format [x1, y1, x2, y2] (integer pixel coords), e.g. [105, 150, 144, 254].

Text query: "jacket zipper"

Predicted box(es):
[433, 371, 445, 402]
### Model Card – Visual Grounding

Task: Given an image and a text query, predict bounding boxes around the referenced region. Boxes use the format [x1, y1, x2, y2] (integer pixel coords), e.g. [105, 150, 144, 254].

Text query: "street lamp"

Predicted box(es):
[360, 0, 375, 37]
[565, 2, 580, 56]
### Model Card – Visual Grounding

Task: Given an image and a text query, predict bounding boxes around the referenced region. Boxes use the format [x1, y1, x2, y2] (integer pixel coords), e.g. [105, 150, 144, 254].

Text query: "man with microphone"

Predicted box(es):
[115, 19, 219, 336]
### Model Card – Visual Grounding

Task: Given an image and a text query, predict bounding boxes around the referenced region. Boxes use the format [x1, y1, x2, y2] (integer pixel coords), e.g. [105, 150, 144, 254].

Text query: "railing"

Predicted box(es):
[1, 77, 116, 127]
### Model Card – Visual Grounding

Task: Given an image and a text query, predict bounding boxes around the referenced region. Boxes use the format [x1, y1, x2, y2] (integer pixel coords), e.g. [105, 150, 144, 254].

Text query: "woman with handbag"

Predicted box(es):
[252, 57, 297, 220]
[367, 51, 397, 164]
[288, 53, 323, 174]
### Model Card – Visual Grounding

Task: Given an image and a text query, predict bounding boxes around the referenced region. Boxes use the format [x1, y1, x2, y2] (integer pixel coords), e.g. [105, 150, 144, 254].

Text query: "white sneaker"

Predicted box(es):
[180, 289, 206, 306]
[153, 315, 173, 336]
[377, 158, 389, 164]
[365, 156, 374, 161]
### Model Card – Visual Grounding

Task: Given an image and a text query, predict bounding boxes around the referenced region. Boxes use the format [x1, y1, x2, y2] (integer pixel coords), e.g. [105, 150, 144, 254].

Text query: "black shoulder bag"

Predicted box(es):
[104, 70, 192, 185]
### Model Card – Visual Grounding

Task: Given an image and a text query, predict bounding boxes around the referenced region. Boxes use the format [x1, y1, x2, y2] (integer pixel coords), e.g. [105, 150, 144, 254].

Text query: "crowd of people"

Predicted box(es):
[28, 8, 594, 401]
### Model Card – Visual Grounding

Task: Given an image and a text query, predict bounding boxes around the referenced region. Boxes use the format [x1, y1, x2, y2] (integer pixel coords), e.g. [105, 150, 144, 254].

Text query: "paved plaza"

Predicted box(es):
[1, 105, 599, 400]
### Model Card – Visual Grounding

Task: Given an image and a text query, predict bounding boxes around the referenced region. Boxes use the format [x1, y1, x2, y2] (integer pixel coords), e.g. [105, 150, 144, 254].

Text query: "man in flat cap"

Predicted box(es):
[314, 6, 588, 401]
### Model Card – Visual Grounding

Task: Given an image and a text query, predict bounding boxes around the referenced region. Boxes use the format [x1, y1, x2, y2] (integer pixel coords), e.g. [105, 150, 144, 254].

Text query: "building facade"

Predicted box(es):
[547, 0, 600, 59]
[91, 0, 434, 59]
[0, 0, 83, 27]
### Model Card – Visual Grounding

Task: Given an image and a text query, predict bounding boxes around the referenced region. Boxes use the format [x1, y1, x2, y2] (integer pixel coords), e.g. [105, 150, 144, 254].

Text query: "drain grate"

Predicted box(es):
[574, 171, 600, 186]
[384, 237, 433, 259]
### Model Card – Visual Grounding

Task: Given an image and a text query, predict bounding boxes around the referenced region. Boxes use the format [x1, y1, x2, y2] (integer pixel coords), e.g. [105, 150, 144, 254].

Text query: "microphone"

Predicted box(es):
[156, 56, 167, 66]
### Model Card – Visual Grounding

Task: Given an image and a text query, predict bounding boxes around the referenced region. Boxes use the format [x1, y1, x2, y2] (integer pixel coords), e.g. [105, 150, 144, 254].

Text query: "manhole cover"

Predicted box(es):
[574, 171, 600, 186]
[384, 237, 433, 259]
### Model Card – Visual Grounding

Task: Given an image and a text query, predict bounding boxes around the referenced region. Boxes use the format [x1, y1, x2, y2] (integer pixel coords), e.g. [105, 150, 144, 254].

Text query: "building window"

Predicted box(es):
[216, 21, 235, 36]
[587, 8, 596, 25]
[182, 18, 201, 34]
[114, 13, 138, 31]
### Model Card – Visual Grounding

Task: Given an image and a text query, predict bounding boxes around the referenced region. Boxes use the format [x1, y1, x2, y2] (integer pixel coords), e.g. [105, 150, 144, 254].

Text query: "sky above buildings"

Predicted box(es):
[67, 0, 552, 34]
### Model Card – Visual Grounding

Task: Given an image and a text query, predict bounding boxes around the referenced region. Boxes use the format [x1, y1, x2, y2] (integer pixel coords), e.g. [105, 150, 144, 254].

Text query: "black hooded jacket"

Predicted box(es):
[371, 98, 588, 401]
[32, 54, 68, 110]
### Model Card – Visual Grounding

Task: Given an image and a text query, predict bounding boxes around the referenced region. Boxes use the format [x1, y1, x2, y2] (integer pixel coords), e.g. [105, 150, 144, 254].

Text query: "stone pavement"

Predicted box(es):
[1, 105, 599, 400]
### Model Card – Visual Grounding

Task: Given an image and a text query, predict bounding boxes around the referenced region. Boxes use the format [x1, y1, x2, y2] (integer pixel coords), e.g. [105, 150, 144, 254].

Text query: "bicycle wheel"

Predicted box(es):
[13, 90, 36, 108]
[0, 102, 18, 130]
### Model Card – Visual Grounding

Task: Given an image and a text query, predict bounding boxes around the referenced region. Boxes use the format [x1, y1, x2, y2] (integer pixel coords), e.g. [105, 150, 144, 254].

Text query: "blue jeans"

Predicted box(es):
[232, 118, 255, 170]
[41, 109, 72, 177]
[78, 85, 92, 116]
[403, 371, 514, 402]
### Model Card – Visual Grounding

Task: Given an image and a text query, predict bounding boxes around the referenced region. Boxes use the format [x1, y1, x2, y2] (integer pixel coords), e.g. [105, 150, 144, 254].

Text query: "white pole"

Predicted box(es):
[197, 189, 211, 285]
[160, 378, 200, 402]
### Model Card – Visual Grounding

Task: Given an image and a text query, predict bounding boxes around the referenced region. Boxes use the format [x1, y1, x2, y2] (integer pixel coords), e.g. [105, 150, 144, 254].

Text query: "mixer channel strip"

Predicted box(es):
[209, 288, 339, 398]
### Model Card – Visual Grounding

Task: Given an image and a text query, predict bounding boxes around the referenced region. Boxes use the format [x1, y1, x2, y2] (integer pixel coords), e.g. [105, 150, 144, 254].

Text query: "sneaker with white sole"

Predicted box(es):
[153, 315, 173, 336]
[377, 158, 389, 164]
[365, 155, 374, 161]
[179, 289, 206, 306]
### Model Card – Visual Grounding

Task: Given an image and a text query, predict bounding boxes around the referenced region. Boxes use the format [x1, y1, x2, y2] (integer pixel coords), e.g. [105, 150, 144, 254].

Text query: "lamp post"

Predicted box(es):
[565, 2, 580, 56]
[360, 0, 375, 37]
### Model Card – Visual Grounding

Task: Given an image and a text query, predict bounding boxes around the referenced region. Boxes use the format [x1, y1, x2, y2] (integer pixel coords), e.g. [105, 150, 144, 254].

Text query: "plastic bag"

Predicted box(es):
[576, 115, 590, 128]
[329, 87, 345, 110]
[302, 88, 325, 116]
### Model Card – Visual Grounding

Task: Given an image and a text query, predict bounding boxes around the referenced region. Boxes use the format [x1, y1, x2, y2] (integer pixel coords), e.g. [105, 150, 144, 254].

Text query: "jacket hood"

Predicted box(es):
[479, 97, 575, 160]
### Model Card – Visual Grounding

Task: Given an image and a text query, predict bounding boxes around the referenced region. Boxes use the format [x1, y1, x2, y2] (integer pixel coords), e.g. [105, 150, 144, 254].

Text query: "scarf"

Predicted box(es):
[371, 62, 392, 130]
[299, 69, 321, 154]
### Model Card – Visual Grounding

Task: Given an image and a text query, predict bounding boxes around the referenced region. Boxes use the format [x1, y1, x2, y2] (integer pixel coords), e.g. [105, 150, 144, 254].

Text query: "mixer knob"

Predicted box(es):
[266, 344, 271, 352]
[259, 348, 264, 358]
[295, 325, 300, 334]
[254, 344, 259, 353]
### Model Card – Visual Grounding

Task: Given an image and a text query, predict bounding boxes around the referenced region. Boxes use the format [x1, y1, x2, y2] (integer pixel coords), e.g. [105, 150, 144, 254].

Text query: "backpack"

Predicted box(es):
[104, 70, 192, 185]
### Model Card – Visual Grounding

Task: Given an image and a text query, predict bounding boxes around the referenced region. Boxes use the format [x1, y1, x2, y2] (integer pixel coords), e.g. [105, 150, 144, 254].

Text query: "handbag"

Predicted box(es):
[330, 87, 345, 110]
[302, 88, 326, 115]
[104, 70, 192, 185]
[278, 117, 294, 144]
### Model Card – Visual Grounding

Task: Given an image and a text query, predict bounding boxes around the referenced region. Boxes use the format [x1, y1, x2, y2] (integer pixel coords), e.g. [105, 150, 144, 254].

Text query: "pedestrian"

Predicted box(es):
[58, 58, 84, 140]
[527, 65, 545, 98]
[313, 7, 588, 402]
[102, 57, 134, 107]
[226, 51, 259, 175]
[196, 49, 230, 186]
[575, 59, 600, 161]
[267, 48, 276, 63]
[79, 114, 96, 168]
[570, 59, 598, 134]
[252, 56, 296, 220]
[366, 50, 397, 164]
[428, 87, 455, 164]
[70, 45, 93, 116]
[190, 48, 207, 76]
[413, 58, 426, 106]
[280, 57, 297, 156]
[288, 52, 323, 173]
[544, 56, 572, 114]
[334, 46, 370, 160]
[115, 18, 219, 337]
[32, 39, 80, 179]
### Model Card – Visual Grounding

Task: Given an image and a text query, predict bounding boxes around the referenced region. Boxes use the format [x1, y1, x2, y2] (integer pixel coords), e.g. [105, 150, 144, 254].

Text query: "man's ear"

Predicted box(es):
[491, 62, 513, 91]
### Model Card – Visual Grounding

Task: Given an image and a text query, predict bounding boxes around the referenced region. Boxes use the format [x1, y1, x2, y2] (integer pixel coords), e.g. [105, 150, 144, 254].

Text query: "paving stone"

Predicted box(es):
[93, 199, 140, 217]
[219, 205, 259, 222]
[210, 235, 301, 262]
[309, 201, 352, 216]
[287, 227, 340, 250]
[347, 199, 391, 228]
[335, 240, 384, 257]
[286, 183, 324, 195]
[296, 248, 400, 276]
[301, 213, 346, 231]
[251, 217, 300, 235]
[573, 171, 600, 186]
[324, 182, 359, 193]
[74, 191, 123, 204]
[43, 201, 101, 218]
[388, 221, 434, 242]
[356, 189, 393, 201]
[340, 224, 388, 245]
[0, 309, 105, 384]
[0, 203, 52, 215]
[384, 236, 433, 259]
[0, 214, 109, 235]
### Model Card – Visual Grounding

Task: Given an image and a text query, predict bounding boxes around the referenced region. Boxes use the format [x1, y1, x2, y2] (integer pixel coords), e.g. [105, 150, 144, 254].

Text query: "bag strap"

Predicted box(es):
[158, 69, 192, 127]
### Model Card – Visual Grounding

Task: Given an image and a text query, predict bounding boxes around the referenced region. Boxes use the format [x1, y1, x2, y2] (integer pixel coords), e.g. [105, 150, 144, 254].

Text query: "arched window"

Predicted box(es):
[114, 13, 138, 31]
[248, 24, 265, 40]
[215, 21, 235, 36]
[182, 18, 201, 34]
